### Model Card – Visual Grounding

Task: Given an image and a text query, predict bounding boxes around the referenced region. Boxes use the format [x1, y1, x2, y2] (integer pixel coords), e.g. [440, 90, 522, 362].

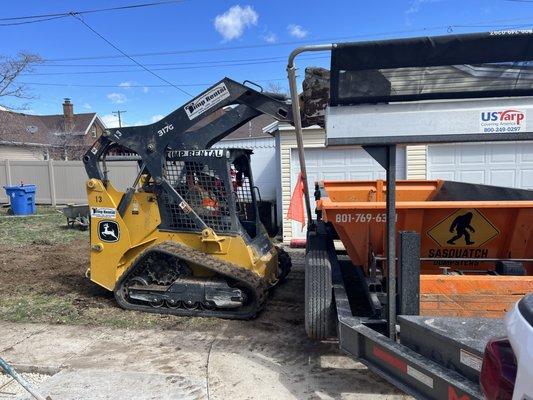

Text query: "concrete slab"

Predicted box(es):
[2, 325, 105, 370]
[207, 330, 410, 400]
[67, 328, 216, 377]
[0, 323, 47, 353]
[21, 370, 206, 400]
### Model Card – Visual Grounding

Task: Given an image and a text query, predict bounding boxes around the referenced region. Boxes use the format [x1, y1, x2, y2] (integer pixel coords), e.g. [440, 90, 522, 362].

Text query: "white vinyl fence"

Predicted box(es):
[0, 160, 139, 205]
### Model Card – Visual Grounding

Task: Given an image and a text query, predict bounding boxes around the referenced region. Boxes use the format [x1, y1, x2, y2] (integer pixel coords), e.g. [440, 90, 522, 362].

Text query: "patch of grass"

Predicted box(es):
[0, 206, 87, 246]
[0, 294, 81, 324]
[0, 292, 221, 330]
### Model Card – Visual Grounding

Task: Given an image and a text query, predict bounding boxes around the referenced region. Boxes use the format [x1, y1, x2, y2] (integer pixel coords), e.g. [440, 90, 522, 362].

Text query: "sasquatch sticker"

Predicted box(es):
[98, 220, 120, 242]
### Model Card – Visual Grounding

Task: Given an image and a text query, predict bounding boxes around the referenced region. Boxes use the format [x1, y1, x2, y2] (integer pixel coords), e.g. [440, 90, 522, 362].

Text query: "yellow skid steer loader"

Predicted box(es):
[83, 78, 292, 318]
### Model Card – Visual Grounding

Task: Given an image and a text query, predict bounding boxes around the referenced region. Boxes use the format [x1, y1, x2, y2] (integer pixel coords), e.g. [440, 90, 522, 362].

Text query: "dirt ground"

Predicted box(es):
[0, 209, 407, 398]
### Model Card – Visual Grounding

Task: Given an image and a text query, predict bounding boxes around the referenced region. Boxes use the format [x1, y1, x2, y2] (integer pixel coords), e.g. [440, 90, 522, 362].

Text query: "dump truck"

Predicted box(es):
[83, 78, 292, 318]
[287, 32, 533, 399]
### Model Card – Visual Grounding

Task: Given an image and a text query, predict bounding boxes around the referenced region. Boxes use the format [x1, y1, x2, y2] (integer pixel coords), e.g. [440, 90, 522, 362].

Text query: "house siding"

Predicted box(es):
[406, 145, 428, 180]
[213, 136, 277, 201]
[0, 145, 44, 161]
[279, 127, 326, 243]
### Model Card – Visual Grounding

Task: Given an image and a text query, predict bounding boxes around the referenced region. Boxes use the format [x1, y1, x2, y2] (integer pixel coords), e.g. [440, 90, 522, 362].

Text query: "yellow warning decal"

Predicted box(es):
[427, 208, 500, 248]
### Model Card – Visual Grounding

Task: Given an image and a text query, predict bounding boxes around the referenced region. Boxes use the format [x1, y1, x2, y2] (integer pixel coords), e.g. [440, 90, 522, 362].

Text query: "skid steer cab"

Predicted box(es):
[83, 78, 292, 319]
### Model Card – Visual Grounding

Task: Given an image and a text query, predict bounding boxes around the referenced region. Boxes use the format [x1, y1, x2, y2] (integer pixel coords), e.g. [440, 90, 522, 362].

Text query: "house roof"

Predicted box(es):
[223, 114, 276, 140]
[0, 110, 99, 145]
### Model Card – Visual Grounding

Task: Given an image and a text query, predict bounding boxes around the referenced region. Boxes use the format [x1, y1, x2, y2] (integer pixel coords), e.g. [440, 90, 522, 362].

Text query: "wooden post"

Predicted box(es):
[47, 159, 56, 206]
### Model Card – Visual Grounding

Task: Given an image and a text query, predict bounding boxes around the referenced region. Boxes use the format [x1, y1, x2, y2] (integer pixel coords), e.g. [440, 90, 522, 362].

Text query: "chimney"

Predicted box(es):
[63, 98, 74, 131]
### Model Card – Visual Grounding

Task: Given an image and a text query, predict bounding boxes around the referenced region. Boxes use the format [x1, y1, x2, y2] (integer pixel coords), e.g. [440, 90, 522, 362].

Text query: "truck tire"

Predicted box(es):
[305, 247, 335, 340]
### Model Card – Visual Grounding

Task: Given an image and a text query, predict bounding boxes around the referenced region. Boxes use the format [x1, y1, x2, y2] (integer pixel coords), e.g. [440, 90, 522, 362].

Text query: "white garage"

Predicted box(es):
[274, 124, 406, 244]
[289, 146, 406, 242]
[427, 142, 533, 190]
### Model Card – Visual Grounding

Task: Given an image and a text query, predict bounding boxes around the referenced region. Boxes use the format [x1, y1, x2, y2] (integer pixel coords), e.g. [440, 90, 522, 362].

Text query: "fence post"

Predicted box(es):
[5, 159, 12, 186]
[48, 159, 56, 206]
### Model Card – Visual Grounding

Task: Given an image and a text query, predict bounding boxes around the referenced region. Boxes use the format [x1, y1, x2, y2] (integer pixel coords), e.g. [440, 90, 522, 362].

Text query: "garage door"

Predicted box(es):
[428, 142, 533, 189]
[289, 147, 406, 240]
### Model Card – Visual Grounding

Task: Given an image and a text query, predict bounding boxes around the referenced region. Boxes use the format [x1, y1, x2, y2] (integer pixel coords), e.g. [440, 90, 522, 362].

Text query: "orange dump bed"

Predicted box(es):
[317, 179, 533, 275]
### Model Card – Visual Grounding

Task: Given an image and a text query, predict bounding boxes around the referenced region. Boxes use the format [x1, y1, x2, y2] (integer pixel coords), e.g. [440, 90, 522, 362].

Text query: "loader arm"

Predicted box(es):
[83, 77, 292, 182]
[83, 77, 293, 234]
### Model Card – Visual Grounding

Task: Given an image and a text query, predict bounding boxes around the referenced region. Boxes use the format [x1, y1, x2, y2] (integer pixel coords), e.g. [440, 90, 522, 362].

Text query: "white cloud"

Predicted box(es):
[133, 114, 165, 126]
[101, 114, 120, 128]
[150, 114, 164, 123]
[287, 24, 308, 39]
[83, 102, 92, 110]
[107, 92, 127, 104]
[119, 81, 135, 89]
[118, 81, 149, 94]
[214, 5, 258, 41]
[406, 0, 442, 15]
[263, 32, 277, 43]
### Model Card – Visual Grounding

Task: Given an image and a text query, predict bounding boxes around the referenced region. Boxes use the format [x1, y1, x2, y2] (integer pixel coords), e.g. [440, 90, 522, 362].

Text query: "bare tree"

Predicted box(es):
[0, 52, 41, 109]
[265, 81, 286, 95]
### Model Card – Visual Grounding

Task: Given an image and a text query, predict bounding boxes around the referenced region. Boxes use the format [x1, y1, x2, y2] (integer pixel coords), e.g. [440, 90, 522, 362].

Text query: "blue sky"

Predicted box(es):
[2, 0, 532, 127]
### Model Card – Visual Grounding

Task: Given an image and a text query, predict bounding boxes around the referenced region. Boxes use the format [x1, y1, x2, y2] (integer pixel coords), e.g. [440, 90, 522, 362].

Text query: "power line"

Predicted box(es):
[69, 13, 193, 97]
[39, 54, 327, 67]
[40, 16, 533, 62]
[0, 0, 189, 22]
[0, 15, 70, 27]
[18, 78, 288, 88]
[21, 56, 330, 76]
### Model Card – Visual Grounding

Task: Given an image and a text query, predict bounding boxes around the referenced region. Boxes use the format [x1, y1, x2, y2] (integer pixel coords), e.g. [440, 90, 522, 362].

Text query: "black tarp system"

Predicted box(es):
[431, 180, 533, 201]
[330, 31, 533, 105]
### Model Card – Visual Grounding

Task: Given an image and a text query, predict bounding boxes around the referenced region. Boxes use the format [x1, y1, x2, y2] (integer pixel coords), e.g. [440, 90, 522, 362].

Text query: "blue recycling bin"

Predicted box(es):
[3, 184, 36, 215]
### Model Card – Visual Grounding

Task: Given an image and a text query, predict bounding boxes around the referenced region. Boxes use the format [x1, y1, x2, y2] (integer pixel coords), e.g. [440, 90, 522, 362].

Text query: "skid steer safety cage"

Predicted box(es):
[162, 157, 233, 233]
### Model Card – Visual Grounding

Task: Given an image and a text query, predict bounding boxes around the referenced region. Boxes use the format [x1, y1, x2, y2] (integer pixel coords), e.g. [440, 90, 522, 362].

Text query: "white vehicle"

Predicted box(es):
[480, 294, 533, 400]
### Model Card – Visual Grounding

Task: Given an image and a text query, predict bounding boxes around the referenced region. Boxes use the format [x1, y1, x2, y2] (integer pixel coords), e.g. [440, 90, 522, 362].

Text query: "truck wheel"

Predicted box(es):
[305, 248, 335, 340]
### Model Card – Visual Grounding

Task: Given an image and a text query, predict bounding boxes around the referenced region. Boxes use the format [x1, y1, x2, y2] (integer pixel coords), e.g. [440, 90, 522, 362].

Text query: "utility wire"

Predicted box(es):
[40, 15, 533, 62]
[39, 54, 328, 67]
[69, 13, 193, 96]
[0, 0, 188, 21]
[0, 15, 70, 27]
[21, 56, 330, 76]
[18, 78, 287, 88]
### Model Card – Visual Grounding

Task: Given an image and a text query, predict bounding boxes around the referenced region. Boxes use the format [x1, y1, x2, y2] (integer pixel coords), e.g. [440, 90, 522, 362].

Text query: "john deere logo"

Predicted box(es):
[427, 209, 499, 248]
[98, 220, 120, 243]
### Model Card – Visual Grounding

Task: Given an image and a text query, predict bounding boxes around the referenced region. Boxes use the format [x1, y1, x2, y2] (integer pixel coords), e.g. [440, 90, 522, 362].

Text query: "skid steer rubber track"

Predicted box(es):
[115, 241, 268, 319]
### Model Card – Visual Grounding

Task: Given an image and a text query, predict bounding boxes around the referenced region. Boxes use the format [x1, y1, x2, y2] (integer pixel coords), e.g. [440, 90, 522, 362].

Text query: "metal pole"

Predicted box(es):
[287, 44, 333, 225]
[386, 145, 397, 340]
[0, 357, 49, 400]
